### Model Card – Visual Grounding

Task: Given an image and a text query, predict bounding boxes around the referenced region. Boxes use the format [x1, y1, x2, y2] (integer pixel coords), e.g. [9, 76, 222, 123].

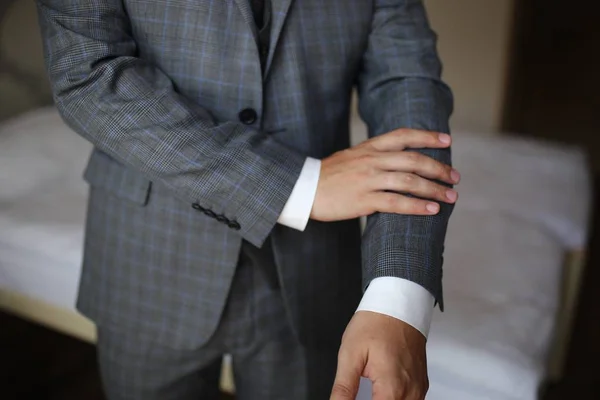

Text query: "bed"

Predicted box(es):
[0, 1, 594, 399]
[0, 105, 591, 399]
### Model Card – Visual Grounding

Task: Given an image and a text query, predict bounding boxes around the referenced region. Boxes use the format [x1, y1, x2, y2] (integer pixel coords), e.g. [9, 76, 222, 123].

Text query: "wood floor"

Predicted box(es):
[0, 310, 234, 400]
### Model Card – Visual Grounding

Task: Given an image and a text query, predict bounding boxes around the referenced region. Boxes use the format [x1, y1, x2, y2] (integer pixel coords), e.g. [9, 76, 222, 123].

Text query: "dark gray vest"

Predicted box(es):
[251, 0, 271, 70]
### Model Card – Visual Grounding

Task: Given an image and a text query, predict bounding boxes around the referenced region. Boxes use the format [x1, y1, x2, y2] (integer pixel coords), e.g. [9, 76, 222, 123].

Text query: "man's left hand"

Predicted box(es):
[330, 311, 429, 400]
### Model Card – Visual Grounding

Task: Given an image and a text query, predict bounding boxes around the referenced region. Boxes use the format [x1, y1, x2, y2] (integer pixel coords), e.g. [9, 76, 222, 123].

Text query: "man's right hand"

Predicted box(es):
[310, 129, 460, 222]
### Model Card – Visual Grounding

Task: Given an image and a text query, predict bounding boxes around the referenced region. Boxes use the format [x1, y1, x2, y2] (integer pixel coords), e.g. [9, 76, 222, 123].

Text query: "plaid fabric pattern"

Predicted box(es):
[36, 0, 453, 349]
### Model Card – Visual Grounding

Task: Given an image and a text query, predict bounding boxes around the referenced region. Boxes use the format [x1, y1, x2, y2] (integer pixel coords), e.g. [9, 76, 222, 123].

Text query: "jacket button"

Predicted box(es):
[204, 209, 217, 219]
[228, 221, 241, 230]
[238, 108, 258, 125]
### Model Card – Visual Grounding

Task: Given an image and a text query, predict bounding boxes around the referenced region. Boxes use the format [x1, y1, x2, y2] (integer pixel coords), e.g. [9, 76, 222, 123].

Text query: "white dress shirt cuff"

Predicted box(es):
[277, 157, 321, 231]
[357, 277, 435, 338]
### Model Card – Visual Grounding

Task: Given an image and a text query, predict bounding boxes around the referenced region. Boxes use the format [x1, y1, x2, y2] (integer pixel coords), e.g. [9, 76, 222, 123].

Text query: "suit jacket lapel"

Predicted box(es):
[265, 0, 294, 76]
[232, 0, 259, 40]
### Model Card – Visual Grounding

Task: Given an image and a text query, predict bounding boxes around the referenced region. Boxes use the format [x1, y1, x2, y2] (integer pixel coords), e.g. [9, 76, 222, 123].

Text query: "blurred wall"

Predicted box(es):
[0, 1, 51, 122]
[426, 0, 515, 133]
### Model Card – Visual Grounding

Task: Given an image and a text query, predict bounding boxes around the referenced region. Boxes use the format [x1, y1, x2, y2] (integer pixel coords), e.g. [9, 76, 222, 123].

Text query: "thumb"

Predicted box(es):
[330, 351, 364, 400]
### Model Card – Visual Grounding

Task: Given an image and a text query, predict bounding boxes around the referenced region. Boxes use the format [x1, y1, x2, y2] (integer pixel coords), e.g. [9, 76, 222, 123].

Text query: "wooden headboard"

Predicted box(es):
[0, 0, 53, 122]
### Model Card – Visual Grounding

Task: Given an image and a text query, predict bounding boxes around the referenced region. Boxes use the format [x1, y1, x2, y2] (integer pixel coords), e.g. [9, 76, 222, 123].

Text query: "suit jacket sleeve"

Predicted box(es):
[357, 0, 454, 309]
[35, 0, 305, 247]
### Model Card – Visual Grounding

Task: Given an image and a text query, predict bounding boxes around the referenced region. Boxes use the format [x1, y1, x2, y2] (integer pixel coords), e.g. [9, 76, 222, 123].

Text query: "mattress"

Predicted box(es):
[0, 108, 591, 400]
[0, 186, 87, 309]
[0, 107, 92, 309]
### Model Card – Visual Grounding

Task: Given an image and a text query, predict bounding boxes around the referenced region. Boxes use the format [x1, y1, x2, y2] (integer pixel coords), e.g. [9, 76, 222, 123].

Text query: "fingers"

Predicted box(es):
[370, 192, 442, 215]
[371, 380, 407, 400]
[375, 151, 459, 185]
[374, 172, 458, 204]
[311, 128, 459, 222]
[367, 129, 451, 152]
[371, 380, 426, 400]
[330, 349, 363, 400]
[370, 367, 428, 400]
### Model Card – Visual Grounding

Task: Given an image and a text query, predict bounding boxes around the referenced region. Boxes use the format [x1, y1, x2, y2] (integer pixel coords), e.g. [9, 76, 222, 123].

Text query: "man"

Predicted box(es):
[36, 1, 457, 399]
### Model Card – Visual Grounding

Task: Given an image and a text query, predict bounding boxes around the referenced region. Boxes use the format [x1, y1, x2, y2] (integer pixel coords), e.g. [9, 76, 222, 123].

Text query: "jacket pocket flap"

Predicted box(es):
[83, 149, 152, 205]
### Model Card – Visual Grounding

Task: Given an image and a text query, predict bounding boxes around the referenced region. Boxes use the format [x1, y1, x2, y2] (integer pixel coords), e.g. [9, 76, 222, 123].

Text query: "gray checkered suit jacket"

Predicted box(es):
[36, 0, 453, 349]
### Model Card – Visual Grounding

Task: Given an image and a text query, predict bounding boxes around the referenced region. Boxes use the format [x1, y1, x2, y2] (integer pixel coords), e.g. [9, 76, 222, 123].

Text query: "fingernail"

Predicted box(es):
[446, 190, 458, 202]
[426, 203, 439, 213]
[451, 169, 461, 183]
[439, 134, 451, 144]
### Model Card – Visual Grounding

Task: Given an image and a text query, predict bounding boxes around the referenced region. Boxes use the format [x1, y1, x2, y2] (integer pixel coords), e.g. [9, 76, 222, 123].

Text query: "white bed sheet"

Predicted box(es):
[0, 107, 91, 309]
[0, 238, 82, 310]
[0, 108, 592, 400]
[425, 133, 589, 400]
[426, 210, 564, 399]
